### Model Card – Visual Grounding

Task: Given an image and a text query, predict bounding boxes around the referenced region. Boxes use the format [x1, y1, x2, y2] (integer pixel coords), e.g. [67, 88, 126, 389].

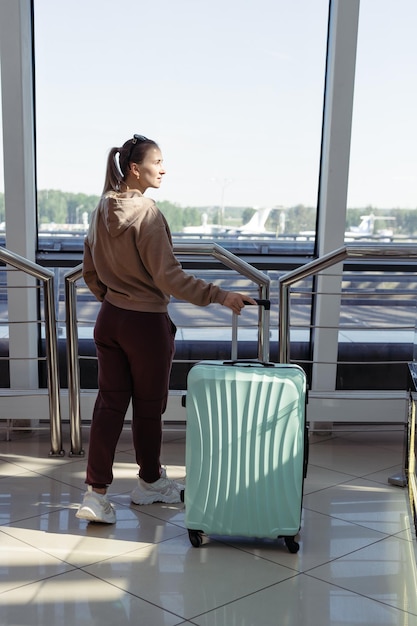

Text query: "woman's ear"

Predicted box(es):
[130, 162, 140, 179]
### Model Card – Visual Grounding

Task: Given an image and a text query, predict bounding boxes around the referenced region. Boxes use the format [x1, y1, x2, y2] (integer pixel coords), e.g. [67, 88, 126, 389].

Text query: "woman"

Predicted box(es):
[76, 134, 256, 523]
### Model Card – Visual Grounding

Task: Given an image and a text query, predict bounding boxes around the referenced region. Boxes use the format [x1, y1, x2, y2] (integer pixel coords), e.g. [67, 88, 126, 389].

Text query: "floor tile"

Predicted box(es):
[0, 456, 33, 478]
[0, 471, 82, 525]
[84, 534, 298, 621]
[304, 464, 355, 494]
[309, 535, 417, 616]
[190, 573, 413, 626]
[309, 438, 403, 477]
[0, 530, 74, 594]
[0, 568, 185, 626]
[303, 477, 411, 534]
[364, 465, 405, 485]
[222, 507, 390, 571]
[0, 429, 66, 459]
[3, 505, 187, 567]
[113, 493, 187, 527]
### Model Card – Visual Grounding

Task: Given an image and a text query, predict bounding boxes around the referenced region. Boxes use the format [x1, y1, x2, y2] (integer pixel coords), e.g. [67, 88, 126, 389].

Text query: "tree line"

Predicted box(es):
[0, 190, 416, 236]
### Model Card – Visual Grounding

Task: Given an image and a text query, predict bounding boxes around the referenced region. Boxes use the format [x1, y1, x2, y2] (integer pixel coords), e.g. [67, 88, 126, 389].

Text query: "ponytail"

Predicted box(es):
[102, 147, 123, 194]
[87, 147, 123, 246]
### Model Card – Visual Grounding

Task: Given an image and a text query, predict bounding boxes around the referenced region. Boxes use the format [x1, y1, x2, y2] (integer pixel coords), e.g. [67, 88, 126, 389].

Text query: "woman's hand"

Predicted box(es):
[222, 293, 257, 315]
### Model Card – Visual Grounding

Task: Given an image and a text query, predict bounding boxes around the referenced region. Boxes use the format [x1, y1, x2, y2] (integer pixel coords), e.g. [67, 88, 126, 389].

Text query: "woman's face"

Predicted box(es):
[136, 147, 166, 193]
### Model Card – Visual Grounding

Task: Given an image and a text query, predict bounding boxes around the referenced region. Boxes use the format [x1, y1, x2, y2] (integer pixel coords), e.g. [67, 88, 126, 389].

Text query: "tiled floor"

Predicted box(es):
[0, 423, 416, 626]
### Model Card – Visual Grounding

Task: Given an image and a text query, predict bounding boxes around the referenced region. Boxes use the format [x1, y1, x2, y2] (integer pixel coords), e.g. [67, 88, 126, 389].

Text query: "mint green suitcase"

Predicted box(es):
[184, 360, 307, 552]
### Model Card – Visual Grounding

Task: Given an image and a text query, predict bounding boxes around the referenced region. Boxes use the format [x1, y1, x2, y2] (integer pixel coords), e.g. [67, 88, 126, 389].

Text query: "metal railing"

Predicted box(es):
[65, 242, 270, 455]
[0, 247, 63, 455]
[278, 244, 417, 488]
[279, 244, 417, 363]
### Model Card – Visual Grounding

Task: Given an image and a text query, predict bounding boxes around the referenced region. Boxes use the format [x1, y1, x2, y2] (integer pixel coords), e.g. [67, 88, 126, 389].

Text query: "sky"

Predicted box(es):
[0, 0, 416, 210]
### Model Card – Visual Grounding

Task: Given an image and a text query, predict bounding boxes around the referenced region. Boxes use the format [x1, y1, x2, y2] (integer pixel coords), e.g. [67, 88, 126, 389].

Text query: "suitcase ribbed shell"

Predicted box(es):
[185, 362, 306, 539]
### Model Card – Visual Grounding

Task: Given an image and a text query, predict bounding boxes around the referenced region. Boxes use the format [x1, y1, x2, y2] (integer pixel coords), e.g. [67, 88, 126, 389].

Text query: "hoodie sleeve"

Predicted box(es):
[82, 238, 107, 302]
[138, 212, 228, 307]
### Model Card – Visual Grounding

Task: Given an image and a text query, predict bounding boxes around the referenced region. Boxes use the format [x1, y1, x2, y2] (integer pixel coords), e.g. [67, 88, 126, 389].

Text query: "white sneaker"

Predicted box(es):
[131, 470, 183, 505]
[160, 466, 185, 489]
[76, 486, 116, 523]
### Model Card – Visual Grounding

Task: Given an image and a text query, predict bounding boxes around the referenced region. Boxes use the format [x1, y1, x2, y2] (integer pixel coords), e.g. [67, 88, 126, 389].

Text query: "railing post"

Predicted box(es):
[64, 264, 84, 456]
[0, 247, 63, 456]
[43, 275, 64, 456]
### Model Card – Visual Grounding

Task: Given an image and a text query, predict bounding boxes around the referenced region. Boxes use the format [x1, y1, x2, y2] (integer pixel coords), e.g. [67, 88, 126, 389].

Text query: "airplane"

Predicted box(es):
[298, 213, 396, 242]
[235, 207, 274, 234]
[182, 207, 275, 237]
[344, 213, 395, 241]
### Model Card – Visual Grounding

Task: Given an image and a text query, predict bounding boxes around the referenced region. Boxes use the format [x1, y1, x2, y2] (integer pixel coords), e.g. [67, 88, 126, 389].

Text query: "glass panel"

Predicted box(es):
[347, 0, 417, 243]
[0, 78, 4, 234]
[34, 0, 328, 254]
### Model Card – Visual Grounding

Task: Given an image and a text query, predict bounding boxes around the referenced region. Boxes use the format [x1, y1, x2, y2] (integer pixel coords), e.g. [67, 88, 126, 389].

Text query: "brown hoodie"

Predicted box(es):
[83, 190, 228, 312]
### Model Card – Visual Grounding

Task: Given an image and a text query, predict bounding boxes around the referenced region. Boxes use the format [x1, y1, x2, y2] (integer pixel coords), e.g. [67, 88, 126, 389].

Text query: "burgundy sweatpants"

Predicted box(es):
[86, 300, 176, 487]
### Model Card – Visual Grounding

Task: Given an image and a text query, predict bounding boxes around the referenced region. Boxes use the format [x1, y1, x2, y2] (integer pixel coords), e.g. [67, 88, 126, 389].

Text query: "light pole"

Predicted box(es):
[75, 204, 84, 225]
[212, 178, 232, 226]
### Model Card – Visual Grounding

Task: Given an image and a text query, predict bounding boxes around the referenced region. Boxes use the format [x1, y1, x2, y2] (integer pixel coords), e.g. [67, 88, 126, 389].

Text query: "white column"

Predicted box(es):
[312, 0, 360, 399]
[0, 0, 38, 390]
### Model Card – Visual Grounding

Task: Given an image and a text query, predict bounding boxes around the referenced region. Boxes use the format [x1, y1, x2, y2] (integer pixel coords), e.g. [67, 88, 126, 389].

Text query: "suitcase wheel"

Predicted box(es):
[284, 536, 300, 554]
[188, 529, 203, 548]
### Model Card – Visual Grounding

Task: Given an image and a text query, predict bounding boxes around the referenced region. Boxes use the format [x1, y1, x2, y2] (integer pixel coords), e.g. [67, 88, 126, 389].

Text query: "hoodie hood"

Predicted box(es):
[83, 188, 227, 313]
[101, 190, 155, 238]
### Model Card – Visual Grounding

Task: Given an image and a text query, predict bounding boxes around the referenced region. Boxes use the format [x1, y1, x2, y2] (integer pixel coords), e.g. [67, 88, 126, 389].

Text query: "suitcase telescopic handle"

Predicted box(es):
[231, 298, 270, 362]
[243, 298, 271, 310]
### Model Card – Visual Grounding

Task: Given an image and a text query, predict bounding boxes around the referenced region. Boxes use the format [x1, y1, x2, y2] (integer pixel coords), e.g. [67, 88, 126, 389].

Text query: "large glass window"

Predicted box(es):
[347, 0, 417, 242]
[33, 0, 328, 254]
[0, 81, 4, 230]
